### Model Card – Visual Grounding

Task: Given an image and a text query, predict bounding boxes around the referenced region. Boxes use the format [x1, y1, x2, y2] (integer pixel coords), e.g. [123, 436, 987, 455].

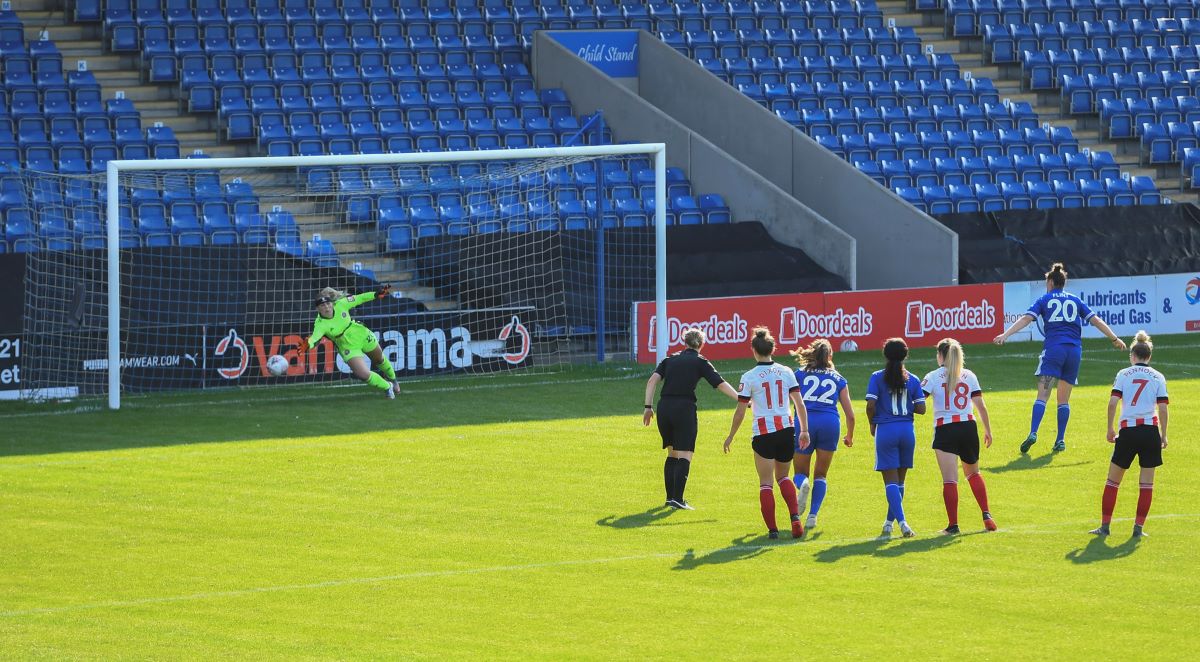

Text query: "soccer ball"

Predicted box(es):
[839, 339, 859, 352]
[266, 354, 289, 376]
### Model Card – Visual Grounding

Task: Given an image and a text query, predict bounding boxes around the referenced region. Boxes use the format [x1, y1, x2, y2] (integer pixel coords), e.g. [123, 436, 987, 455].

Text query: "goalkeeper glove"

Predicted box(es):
[375, 284, 392, 299]
[297, 337, 309, 353]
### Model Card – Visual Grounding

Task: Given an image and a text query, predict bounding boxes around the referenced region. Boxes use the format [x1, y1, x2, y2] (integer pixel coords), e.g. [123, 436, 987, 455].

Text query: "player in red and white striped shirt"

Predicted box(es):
[723, 327, 810, 539]
[921, 338, 996, 536]
[1093, 331, 1170, 537]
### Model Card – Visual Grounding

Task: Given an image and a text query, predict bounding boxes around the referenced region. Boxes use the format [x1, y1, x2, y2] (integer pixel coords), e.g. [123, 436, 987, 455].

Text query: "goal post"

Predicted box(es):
[15, 144, 669, 410]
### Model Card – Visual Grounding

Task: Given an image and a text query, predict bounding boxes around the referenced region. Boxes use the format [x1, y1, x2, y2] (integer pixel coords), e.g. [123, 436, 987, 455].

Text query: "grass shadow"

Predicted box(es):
[596, 505, 720, 530]
[813, 532, 960, 563]
[1064, 534, 1142, 564]
[985, 452, 1093, 474]
[673, 533, 783, 571]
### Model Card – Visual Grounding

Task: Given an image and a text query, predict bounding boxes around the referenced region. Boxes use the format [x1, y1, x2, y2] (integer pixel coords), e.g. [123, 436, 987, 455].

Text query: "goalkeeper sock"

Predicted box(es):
[367, 372, 392, 391]
[378, 356, 397, 381]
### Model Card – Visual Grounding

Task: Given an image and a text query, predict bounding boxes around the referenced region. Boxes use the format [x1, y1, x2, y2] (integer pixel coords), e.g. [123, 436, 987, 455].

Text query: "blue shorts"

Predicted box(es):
[796, 413, 840, 455]
[874, 422, 916, 471]
[1036, 344, 1082, 385]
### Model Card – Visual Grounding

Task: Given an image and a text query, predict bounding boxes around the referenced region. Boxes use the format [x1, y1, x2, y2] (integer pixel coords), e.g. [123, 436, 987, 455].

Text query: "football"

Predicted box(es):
[839, 338, 859, 352]
[266, 354, 289, 376]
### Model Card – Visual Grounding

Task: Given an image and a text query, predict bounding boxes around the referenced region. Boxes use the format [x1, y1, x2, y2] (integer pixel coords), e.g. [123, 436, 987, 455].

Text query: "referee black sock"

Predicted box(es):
[673, 458, 691, 504]
[664, 457, 679, 502]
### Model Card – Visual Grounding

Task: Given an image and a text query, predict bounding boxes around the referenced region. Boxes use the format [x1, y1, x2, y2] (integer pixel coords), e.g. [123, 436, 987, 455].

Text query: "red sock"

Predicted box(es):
[943, 481, 959, 527]
[1101, 480, 1120, 525]
[778, 477, 799, 517]
[1135, 483, 1153, 526]
[966, 472, 990, 513]
[759, 486, 776, 531]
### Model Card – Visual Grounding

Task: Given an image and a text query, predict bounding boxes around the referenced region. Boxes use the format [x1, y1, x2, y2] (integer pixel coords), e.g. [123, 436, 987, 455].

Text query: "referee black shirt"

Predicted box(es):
[654, 349, 725, 401]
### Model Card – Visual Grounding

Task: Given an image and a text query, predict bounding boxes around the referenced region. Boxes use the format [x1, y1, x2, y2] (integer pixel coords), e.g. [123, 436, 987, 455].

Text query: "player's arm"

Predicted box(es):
[716, 381, 739, 401]
[1089, 315, 1127, 350]
[300, 321, 324, 352]
[972, 394, 993, 448]
[1106, 391, 1121, 443]
[789, 388, 809, 450]
[1157, 390, 1169, 449]
[839, 386, 855, 447]
[912, 380, 926, 416]
[994, 313, 1035, 344]
[723, 400, 749, 454]
[701, 361, 739, 401]
[643, 372, 662, 426]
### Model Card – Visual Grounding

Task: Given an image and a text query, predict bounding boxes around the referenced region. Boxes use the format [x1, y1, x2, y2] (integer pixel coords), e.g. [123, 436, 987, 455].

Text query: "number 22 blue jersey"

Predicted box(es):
[793, 368, 847, 418]
[1026, 289, 1096, 348]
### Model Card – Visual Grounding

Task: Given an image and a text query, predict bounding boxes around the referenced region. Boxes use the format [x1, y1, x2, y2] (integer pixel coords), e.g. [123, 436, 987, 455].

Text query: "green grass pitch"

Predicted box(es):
[1, 336, 1197, 659]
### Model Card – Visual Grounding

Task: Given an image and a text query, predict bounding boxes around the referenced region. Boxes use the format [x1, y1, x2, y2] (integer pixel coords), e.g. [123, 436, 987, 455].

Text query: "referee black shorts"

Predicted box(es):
[656, 397, 698, 453]
[931, 420, 981, 465]
[752, 428, 795, 463]
[1111, 425, 1163, 470]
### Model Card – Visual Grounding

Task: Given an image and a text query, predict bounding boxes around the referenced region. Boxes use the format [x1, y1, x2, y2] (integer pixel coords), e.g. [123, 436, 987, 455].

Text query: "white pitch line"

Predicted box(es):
[2, 513, 1195, 619]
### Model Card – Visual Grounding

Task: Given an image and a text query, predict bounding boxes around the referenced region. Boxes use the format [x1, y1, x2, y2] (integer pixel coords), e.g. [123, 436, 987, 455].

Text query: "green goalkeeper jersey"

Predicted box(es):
[307, 292, 378, 355]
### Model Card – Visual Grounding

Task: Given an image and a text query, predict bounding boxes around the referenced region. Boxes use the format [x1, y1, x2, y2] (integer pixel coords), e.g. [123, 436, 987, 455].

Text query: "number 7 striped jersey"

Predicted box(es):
[737, 361, 800, 435]
[921, 367, 983, 427]
[1111, 363, 1169, 429]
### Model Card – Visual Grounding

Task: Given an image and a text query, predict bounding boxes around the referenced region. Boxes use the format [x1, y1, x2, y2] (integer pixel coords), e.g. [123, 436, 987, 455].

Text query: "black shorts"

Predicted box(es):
[931, 420, 981, 465]
[1111, 425, 1163, 470]
[752, 428, 795, 463]
[656, 397, 698, 452]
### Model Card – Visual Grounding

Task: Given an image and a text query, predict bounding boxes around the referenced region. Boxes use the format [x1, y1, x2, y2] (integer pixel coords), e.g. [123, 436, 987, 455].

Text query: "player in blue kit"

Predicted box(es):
[790, 339, 854, 532]
[994, 263, 1126, 453]
[865, 338, 926, 538]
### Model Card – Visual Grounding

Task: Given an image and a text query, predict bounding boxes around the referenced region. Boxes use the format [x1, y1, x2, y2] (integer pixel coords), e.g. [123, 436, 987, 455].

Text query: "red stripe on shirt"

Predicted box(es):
[757, 417, 767, 436]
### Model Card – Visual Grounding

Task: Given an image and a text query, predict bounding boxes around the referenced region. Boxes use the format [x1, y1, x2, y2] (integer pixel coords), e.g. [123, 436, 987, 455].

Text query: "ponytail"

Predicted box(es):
[1130, 330, 1153, 361]
[882, 338, 909, 392]
[751, 326, 775, 358]
[1045, 262, 1067, 289]
[938, 338, 964, 389]
[791, 338, 834, 371]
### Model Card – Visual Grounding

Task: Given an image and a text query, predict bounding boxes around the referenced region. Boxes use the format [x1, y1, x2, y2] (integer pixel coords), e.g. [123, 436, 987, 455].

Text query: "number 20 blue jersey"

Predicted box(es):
[1026, 289, 1096, 348]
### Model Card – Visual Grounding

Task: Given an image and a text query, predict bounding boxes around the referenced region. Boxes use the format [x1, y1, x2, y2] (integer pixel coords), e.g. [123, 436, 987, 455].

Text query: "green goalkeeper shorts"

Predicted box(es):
[334, 323, 378, 360]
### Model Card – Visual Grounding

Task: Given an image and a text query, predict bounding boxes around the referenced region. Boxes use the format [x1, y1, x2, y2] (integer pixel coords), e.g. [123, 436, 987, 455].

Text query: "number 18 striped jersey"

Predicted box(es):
[737, 361, 800, 436]
[1111, 363, 1169, 429]
[921, 367, 983, 427]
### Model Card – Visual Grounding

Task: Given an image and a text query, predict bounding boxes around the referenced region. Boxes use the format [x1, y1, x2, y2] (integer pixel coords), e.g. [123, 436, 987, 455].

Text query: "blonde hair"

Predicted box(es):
[318, 287, 346, 301]
[682, 328, 705, 350]
[937, 338, 964, 389]
[751, 326, 775, 357]
[791, 338, 834, 371]
[1130, 330, 1153, 361]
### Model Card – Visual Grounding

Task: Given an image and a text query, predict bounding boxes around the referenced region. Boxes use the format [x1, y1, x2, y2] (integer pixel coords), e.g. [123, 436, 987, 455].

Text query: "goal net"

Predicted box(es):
[6, 145, 667, 409]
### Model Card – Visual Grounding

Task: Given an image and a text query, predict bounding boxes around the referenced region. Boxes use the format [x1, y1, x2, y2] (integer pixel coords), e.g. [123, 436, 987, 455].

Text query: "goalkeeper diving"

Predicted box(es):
[301, 286, 400, 399]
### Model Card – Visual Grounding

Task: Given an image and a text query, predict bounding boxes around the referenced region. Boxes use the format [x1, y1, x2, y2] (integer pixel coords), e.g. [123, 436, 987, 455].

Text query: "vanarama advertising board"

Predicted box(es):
[632, 283, 1003, 362]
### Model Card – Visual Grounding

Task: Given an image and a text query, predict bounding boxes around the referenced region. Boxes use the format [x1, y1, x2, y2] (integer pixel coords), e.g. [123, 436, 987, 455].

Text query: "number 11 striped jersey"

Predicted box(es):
[1111, 363, 1169, 429]
[737, 361, 800, 436]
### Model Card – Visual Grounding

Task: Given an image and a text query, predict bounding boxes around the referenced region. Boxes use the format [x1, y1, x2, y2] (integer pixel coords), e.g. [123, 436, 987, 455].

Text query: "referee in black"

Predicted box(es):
[644, 328, 739, 509]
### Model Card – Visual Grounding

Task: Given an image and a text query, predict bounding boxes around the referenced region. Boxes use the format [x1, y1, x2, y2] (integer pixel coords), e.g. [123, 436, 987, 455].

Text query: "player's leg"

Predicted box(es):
[1093, 461, 1128, 535]
[1053, 378, 1075, 452]
[935, 449, 960, 535]
[808, 449, 835, 529]
[348, 355, 393, 395]
[875, 426, 901, 536]
[895, 426, 915, 536]
[774, 453, 804, 538]
[657, 404, 679, 506]
[1022, 361, 1057, 452]
[792, 428, 813, 518]
[363, 332, 399, 395]
[752, 445, 779, 537]
[1133, 429, 1163, 536]
[668, 408, 698, 509]
[1134, 466, 1156, 537]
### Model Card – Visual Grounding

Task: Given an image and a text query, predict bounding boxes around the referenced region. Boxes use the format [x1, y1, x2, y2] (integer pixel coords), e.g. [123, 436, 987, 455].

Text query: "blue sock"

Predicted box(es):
[1030, 400, 1047, 437]
[885, 483, 906, 524]
[887, 483, 907, 522]
[794, 473, 808, 493]
[1056, 404, 1070, 442]
[810, 478, 828, 516]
